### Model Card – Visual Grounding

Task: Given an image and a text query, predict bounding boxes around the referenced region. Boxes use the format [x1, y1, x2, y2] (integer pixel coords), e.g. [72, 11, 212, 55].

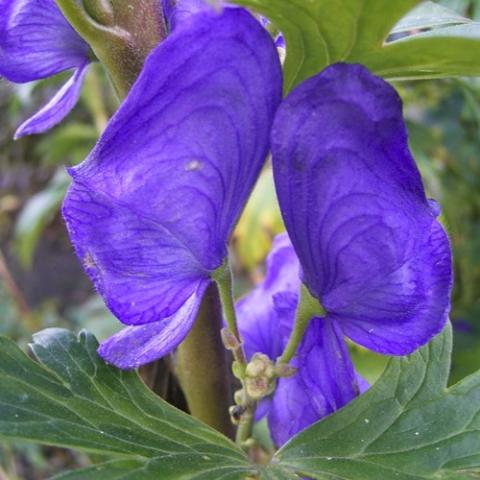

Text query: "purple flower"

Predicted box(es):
[162, 0, 218, 31]
[62, 7, 282, 369]
[271, 63, 453, 356]
[242, 64, 452, 445]
[0, 0, 92, 138]
[238, 63, 452, 446]
[237, 234, 368, 446]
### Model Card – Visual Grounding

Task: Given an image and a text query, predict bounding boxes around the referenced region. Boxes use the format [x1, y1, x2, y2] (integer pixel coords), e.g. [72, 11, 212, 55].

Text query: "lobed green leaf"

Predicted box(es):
[271, 324, 480, 479]
[0, 329, 252, 479]
[233, 0, 480, 91]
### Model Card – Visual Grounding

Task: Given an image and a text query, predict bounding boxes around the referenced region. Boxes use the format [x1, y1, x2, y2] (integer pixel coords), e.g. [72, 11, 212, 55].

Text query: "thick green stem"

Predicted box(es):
[55, 0, 165, 98]
[277, 284, 326, 365]
[176, 284, 235, 439]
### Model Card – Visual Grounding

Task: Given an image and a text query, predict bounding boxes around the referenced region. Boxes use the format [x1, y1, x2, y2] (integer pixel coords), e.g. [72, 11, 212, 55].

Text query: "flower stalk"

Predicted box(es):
[213, 260, 259, 447]
[277, 284, 326, 365]
[54, 0, 165, 98]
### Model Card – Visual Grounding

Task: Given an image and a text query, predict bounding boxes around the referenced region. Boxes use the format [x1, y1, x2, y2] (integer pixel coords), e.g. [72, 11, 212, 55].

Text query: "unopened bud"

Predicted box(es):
[244, 353, 276, 400]
[229, 405, 246, 425]
[232, 360, 246, 380]
[234, 389, 244, 405]
[275, 363, 297, 378]
[246, 376, 275, 400]
[221, 328, 241, 351]
[245, 353, 275, 379]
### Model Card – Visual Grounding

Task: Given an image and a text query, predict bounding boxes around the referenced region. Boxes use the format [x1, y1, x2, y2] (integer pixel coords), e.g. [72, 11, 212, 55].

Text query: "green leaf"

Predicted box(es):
[272, 323, 480, 479]
[361, 22, 480, 80]
[0, 329, 252, 479]
[259, 465, 302, 480]
[52, 455, 253, 480]
[14, 169, 69, 268]
[391, 1, 471, 33]
[51, 459, 146, 479]
[233, 0, 480, 91]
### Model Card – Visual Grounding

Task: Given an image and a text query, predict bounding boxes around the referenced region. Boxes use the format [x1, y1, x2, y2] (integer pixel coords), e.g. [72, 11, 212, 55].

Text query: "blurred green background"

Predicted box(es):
[1, 1, 480, 478]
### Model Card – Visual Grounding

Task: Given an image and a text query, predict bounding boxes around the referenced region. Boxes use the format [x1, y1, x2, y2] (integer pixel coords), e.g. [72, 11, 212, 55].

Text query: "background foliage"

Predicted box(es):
[1, 0, 480, 478]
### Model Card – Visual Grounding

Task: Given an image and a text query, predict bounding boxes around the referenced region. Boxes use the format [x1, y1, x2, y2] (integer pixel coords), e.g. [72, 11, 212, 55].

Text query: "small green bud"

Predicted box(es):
[275, 363, 297, 378]
[246, 376, 276, 400]
[245, 353, 275, 378]
[234, 389, 244, 405]
[221, 327, 241, 351]
[232, 360, 246, 379]
[244, 353, 276, 400]
[229, 405, 245, 425]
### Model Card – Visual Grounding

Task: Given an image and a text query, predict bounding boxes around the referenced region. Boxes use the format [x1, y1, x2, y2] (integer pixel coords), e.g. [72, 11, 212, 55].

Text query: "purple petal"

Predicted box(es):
[272, 63, 452, 356]
[268, 318, 361, 446]
[63, 8, 282, 327]
[259, 16, 285, 48]
[62, 179, 207, 325]
[98, 281, 208, 369]
[14, 63, 89, 139]
[337, 220, 452, 354]
[275, 34, 285, 48]
[163, 0, 220, 31]
[237, 233, 301, 360]
[255, 397, 272, 421]
[0, 0, 90, 82]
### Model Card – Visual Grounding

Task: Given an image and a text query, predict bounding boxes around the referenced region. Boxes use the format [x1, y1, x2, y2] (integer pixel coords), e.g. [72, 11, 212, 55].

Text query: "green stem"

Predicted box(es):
[82, 0, 114, 26]
[235, 401, 255, 445]
[213, 261, 241, 341]
[213, 261, 260, 447]
[176, 284, 235, 439]
[55, 0, 165, 98]
[277, 284, 326, 365]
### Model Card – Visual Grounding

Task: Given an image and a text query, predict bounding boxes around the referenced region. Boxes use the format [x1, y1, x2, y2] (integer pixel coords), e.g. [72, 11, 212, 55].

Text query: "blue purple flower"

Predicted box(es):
[236, 64, 452, 445]
[237, 234, 368, 446]
[0, 0, 92, 138]
[272, 63, 452, 357]
[62, 7, 282, 369]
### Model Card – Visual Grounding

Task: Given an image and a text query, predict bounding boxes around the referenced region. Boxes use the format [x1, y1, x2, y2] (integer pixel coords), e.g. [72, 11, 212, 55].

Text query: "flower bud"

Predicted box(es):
[234, 389, 244, 405]
[232, 360, 246, 380]
[244, 353, 276, 400]
[229, 405, 245, 425]
[275, 363, 297, 378]
[221, 328, 241, 351]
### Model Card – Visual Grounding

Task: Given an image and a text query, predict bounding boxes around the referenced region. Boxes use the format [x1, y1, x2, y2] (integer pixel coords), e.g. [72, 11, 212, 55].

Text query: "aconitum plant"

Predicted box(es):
[0, 0, 92, 137]
[1, 1, 480, 479]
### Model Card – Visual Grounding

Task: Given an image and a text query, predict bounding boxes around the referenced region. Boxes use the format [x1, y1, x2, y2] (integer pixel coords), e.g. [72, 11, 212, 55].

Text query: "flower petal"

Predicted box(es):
[336, 219, 452, 354]
[62, 179, 206, 325]
[63, 8, 282, 326]
[237, 233, 300, 360]
[163, 0, 219, 31]
[268, 317, 360, 446]
[14, 63, 89, 139]
[0, 0, 90, 82]
[98, 281, 208, 369]
[272, 63, 452, 355]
